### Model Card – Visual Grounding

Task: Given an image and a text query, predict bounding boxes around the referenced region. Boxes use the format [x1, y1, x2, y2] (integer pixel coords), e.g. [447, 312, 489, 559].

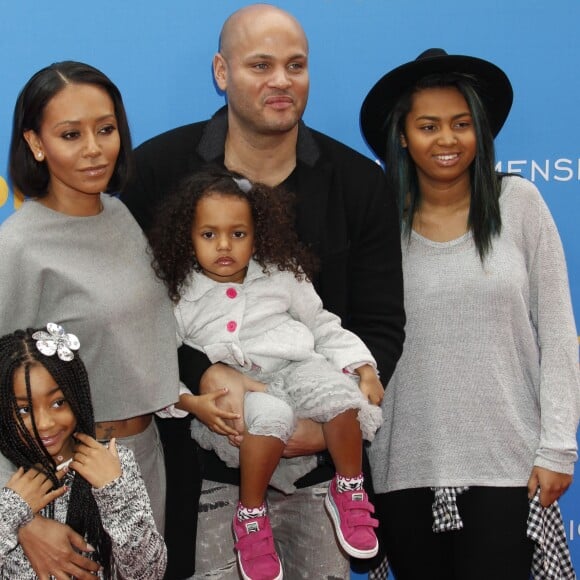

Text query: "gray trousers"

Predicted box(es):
[192, 479, 350, 579]
[113, 419, 166, 535]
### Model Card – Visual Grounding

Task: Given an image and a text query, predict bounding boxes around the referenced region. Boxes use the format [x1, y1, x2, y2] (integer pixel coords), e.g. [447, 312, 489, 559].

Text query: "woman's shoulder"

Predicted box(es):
[500, 174, 548, 220]
[102, 194, 136, 220]
[500, 174, 558, 239]
[500, 174, 543, 206]
[102, 194, 149, 240]
[0, 202, 40, 252]
[0, 200, 38, 229]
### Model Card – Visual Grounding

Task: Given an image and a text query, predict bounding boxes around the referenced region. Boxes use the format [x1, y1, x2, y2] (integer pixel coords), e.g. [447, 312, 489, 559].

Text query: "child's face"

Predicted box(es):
[13, 363, 77, 464]
[191, 192, 255, 283]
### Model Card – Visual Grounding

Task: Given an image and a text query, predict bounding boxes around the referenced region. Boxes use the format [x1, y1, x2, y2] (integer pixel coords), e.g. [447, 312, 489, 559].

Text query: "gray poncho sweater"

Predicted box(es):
[369, 176, 580, 493]
[0, 194, 178, 422]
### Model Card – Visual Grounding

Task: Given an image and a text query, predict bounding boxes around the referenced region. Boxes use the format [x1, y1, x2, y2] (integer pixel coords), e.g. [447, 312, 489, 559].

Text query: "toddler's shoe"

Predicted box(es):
[233, 513, 283, 580]
[324, 475, 379, 558]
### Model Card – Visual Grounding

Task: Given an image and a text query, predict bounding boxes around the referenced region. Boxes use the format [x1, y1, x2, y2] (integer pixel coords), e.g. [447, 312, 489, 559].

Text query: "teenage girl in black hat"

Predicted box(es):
[360, 49, 579, 579]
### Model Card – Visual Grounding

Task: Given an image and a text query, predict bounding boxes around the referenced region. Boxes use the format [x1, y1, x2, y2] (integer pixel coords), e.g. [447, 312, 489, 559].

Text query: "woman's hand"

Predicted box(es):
[71, 434, 122, 489]
[6, 466, 66, 514]
[527, 465, 573, 507]
[356, 365, 384, 406]
[19, 516, 101, 579]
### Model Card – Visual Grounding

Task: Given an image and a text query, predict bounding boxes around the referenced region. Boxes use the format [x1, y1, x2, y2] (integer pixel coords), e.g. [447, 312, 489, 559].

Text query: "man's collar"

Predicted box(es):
[197, 105, 320, 167]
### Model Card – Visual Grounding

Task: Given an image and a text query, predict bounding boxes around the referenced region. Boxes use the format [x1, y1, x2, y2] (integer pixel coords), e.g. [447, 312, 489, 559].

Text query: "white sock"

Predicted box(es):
[336, 473, 364, 493]
[237, 502, 267, 521]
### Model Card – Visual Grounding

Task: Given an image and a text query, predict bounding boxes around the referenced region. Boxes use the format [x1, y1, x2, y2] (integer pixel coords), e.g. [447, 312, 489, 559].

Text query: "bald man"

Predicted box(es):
[122, 4, 404, 579]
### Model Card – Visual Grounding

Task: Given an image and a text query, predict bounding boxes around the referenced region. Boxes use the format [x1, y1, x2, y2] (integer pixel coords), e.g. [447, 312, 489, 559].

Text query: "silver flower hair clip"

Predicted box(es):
[32, 323, 80, 362]
[232, 176, 252, 193]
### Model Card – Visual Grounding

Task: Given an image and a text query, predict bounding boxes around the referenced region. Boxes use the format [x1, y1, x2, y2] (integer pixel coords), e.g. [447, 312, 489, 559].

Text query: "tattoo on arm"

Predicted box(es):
[95, 423, 115, 441]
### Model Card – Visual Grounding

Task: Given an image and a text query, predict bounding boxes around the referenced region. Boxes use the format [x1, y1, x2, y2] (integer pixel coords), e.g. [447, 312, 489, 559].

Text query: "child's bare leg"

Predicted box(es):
[322, 409, 362, 477]
[235, 433, 285, 579]
[239, 433, 285, 508]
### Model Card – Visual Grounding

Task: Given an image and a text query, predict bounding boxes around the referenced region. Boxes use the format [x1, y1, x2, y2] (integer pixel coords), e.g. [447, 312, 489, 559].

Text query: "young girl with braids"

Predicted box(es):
[0, 325, 166, 579]
[148, 167, 383, 580]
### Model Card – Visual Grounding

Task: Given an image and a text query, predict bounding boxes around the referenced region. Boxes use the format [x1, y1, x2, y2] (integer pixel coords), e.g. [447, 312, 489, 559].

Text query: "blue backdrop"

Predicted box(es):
[1, 2, 579, 578]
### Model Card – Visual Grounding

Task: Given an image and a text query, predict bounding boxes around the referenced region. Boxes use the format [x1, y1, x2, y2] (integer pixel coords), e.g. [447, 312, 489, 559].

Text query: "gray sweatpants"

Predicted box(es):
[192, 479, 350, 579]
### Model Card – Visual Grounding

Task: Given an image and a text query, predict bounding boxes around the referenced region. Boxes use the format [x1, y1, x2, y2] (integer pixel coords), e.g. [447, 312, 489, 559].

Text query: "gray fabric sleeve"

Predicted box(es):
[0, 487, 34, 567]
[92, 446, 167, 579]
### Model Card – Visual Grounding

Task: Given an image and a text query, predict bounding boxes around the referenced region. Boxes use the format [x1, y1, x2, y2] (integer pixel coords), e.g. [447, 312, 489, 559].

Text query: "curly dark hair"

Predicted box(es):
[0, 327, 114, 578]
[148, 166, 319, 302]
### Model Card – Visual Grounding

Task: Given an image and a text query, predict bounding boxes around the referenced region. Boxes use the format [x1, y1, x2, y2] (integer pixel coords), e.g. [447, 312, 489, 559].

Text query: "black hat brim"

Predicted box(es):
[360, 51, 513, 161]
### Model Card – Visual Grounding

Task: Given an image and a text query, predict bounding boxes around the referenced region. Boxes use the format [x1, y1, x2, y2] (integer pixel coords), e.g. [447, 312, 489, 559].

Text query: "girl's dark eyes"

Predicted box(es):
[232, 231, 247, 239]
[201, 232, 215, 239]
[419, 124, 436, 132]
[52, 398, 66, 409]
[17, 406, 30, 416]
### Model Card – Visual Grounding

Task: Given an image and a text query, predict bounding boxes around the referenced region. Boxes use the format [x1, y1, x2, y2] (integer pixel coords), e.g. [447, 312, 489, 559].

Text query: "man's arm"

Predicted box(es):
[344, 163, 405, 384]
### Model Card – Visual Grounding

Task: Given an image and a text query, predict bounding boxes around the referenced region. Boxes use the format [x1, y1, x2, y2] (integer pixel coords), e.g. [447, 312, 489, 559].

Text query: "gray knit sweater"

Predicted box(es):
[369, 176, 580, 493]
[0, 446, 167, 579]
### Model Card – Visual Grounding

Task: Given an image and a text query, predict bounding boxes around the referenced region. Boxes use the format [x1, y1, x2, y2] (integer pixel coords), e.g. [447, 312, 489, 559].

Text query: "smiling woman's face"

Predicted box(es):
[403, 85, 476, 190]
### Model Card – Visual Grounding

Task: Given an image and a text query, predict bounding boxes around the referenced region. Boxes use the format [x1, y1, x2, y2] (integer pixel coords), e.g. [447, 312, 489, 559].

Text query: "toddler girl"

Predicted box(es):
[149, 167, 383, 580]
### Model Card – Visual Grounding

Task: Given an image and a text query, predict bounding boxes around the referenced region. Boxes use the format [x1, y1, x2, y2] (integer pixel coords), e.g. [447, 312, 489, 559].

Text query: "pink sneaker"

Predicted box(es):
[324, 476, 379, 558]
[233, 513, 283, 580]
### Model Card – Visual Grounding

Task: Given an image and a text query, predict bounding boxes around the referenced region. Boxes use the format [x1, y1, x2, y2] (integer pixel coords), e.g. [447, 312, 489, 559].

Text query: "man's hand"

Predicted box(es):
[19, 516, 101, 579]
[282, 419, 326, 458]
[527, 465, 573, 507]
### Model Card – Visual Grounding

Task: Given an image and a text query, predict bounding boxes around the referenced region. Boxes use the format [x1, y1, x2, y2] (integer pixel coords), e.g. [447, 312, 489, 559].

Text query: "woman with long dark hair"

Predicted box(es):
[360, 49, 579, 579]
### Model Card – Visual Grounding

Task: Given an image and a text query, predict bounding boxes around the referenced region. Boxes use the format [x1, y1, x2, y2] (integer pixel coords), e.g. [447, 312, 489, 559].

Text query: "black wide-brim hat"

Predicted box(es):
[360, 48, 513, 161]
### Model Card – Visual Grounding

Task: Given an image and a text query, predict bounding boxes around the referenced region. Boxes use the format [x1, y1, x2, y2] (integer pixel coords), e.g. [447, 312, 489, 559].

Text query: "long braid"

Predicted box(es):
[0, 328, 114, 578]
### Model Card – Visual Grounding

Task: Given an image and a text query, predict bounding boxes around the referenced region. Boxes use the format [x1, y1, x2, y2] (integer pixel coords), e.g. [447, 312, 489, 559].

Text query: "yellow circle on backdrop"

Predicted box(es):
[0, 177, 8, 208]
